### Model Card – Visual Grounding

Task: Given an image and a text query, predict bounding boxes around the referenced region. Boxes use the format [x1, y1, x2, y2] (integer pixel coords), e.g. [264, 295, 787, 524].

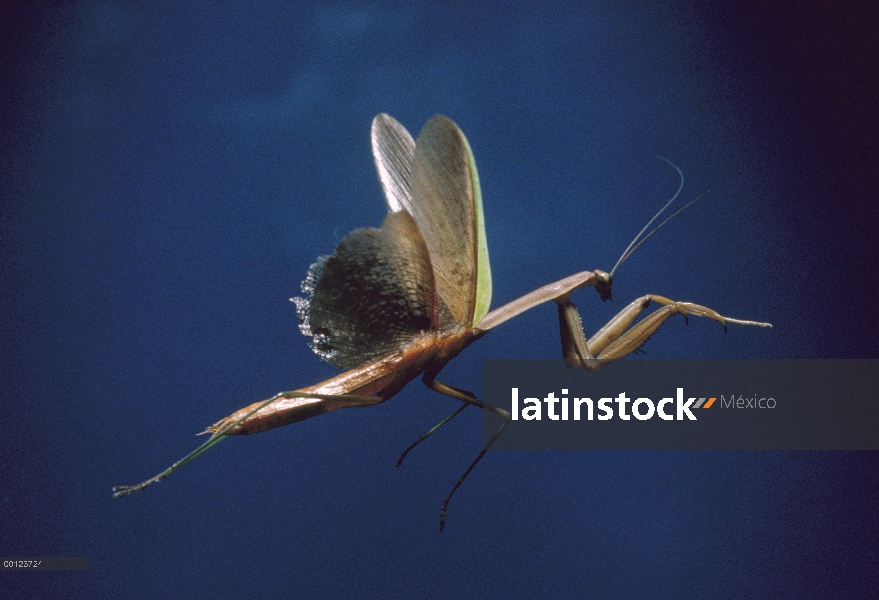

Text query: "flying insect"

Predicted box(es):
[114, 114, 770, 530]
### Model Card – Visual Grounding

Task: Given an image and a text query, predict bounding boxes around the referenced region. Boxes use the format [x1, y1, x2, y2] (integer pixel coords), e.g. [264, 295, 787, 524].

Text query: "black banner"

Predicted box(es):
[482, 360, 879, 450]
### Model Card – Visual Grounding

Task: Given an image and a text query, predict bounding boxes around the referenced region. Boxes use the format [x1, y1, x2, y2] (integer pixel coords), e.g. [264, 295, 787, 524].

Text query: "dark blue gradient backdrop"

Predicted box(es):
[1, 3, 876, 598]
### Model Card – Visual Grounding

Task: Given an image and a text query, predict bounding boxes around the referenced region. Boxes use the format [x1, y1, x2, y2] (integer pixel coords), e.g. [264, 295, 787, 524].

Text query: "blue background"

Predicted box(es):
[2, 2, 876, 598]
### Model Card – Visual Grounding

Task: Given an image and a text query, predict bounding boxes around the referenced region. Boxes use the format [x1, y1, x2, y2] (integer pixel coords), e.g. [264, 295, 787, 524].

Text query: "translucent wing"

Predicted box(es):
[294, 211, 437, 370]
[371, 114, 416, 214]
[409, 115, 492, 326]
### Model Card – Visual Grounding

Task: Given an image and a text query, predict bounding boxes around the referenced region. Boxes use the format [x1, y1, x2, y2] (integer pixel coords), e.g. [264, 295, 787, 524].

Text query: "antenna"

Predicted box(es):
[609, 157, 705, 277]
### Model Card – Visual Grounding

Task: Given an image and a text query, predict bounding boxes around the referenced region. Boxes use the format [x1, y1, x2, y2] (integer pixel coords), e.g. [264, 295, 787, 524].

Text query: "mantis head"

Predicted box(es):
[594, 270, 613, 302]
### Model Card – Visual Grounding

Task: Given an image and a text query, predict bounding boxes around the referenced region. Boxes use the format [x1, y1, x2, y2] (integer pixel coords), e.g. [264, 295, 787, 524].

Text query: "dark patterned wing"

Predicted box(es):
[294, 210, 437, 369]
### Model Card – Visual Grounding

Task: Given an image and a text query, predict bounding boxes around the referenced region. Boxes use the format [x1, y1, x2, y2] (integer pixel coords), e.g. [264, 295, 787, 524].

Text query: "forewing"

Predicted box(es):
[294, 211, 436, 370]
[409, 115, 491, 326]
[371, 114, 416, 214]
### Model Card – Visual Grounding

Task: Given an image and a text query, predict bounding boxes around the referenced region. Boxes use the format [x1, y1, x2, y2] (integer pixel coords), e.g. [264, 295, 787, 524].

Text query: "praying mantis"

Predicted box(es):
[113, 114, 770, 530]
